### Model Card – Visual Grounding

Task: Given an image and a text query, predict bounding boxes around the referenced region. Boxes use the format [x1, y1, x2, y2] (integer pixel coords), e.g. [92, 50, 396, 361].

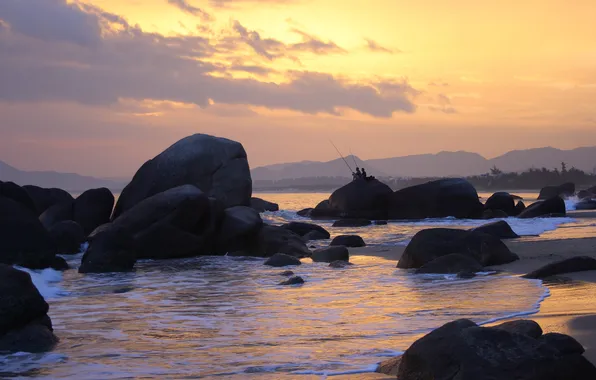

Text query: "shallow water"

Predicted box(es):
[1, 191, 589, 378]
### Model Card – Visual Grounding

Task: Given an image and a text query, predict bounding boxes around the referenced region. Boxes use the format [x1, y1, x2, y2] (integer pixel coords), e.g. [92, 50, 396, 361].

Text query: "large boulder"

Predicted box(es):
[250, 197, 279, 212]
[253, 225, 311, 258]
[309, 199, 339, 219]
[523, 256, 596, 279]
[324, 179, 393, 219]
[330, 235, 366, 247]
[484, 192, 515, 216]
[0, 196, 59, 269]
[538, 183, 575, 200]
[312, 246, 349, 263]
[0, 265, 58, 353]
[519, 196, 566, 218]
[387, 178, 483, 219]
[396, 318, 596, 380]
[72, 188, 114, 235]
[79, 229, 137, 273]
[281, 222, 330, 239]
[471, 220, 519, 239]
[113, 134, 252, 218]
[397, 228, 519, 269]
[215, 206, 263, 254]
[264, 253, 302, 267]
[22, 185, 73, 215]
[48, 221, 86, 254]
[415, 253, 483, 274]
[492, 320, 543, 339]
[513, 200, 526, 216]
[39, 201, 74, 230]
[0, 181, 37, 213]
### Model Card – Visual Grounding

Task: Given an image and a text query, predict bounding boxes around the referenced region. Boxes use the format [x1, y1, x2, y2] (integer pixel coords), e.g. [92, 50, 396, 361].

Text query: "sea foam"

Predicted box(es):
[14, 266, 65, 300]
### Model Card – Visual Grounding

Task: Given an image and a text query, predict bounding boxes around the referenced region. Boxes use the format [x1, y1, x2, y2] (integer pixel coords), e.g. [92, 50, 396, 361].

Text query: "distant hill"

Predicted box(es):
[251, 147, 596, 180]
[0, 160, 126, 192]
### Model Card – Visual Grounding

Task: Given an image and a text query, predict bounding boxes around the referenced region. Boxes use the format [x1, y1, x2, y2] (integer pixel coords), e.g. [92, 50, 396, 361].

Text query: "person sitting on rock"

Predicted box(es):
[354, 167, 362, 180]
[361, 168, 368, 179]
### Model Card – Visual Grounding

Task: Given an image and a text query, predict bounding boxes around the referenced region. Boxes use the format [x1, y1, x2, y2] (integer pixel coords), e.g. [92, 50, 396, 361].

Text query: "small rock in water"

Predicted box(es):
[332, 219, 372, 227]
[278, 276, 305, 286]
[279, 270, 295, 276]
[373, 220, 388, 225]
[329, 260, 353, 268]
[330, 235, 366, 247]
[312, 246, 349, 263]
[264, 253, 302, 267]
[457, 271, 476, 279]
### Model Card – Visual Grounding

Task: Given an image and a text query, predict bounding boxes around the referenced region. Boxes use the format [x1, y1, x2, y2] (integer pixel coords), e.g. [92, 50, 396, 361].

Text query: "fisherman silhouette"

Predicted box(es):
[354, 167, 362, 180]
[361, 168, 367, 179]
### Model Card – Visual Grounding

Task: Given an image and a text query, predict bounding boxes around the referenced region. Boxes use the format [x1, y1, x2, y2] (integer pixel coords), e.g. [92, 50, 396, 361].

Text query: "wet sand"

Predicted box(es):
[350, 233, 596, 369]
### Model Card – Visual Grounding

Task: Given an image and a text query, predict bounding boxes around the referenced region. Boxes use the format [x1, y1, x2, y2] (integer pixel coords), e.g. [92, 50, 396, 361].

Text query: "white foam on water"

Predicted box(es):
[292, 363, 380, 376]
[565, 196, 580, 211]
[14, 266, 65, 300]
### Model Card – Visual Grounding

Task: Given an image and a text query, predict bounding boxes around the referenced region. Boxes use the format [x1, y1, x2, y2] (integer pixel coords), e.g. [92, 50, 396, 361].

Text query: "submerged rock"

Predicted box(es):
[538, 182, 575, 200]
[523, 256, 596, 279]
[279, 276, 305, 286]
[328, 260, 353, 268]
[264, 253, 302, 267]
[281, 222, 330, 239]
[415, 253, 483, 274]
[330, 235, 366, 247]
[303, 230, 329, 241]
[296, 208, 313, 217]
[279, 270, 295, 276]
[312, 246, 349, 263]
[397, 228, 518, 269]
[472, 220, 519, 239]
[518, 196, 566, 218]
[332, 219, 372, 227]
[575, 199, 596, 210]
[250, 197, 279, 212]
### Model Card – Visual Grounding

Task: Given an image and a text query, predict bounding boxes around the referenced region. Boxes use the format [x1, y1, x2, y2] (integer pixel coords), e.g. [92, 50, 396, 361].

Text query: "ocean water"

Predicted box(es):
[0, 192, 584, 379]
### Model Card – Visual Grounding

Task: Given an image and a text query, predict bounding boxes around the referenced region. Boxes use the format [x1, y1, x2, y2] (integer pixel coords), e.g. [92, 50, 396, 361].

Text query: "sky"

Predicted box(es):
[1, 0, 596, 178]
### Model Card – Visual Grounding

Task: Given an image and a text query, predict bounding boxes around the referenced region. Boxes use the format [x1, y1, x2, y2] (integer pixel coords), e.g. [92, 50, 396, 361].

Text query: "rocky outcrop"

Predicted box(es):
[519, 196, 566, 218]
[484, 192, 515, 216]
[254, 225, 311, 258]
[279, 276, 305, 285]
[523, 256, 596, 279]
[394, 318, 596, 380]
[332, 219, 371, 227]
[415, 253, 483, 275]
[330, 235, 366, 247]
[472, 220, 520, 239]
[113, 134, 252, 218]
[387, 178, 484, 219]
[312, 246, 349, 263]
[215, 206, 263, 254]
[22, 185, 73, 215]
[49, 221, 85, 254]
[281, 222, 330, 239]
[250, 197, 279, 212]
[79, 229, 137, 273]
[0, 265, 58, 353]
[0, 181, 37, 213]
[264, 253, 302, 267]
[324, 179, 393, 219]
[397, 228, 519, 269]
[538, 182, 575, 200]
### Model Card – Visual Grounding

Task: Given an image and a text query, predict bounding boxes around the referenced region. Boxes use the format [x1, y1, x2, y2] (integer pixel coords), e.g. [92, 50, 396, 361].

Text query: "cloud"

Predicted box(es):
[428, 93, 456, 113]
[364, 38, 400, 54]
[0, 1, 417, 118]
[166, 0, 212, 21]
[210, 0, 298, 8]
[290, 28, 346, 55]
[429, 106, 457, 114]
[428, 81, 449, 87]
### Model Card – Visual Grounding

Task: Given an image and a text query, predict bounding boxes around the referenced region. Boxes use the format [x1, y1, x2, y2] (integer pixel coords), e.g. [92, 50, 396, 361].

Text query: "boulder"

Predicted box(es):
[264, 253, 302, 267]
[254, 225, 311, 258]
[577, 190, 594, 200]
[492, 320, 543, 339]
[113, 134, 252, 218]
[250, 197, 279, 212]
[519, 196, 566, 218]
[523, 256, 596, 279]
[396, 318, 596, 380]
[376, 356, 401, 376]
[0, 265, 58, 353]
[540, 333, 585, 355]
[73, 188, 114, 235]
[297, 208, 313, 217]
[330, 235, 366, 247]
[325, 179, 392, 219]
[397, 228, 519, 269]
[48, 221, 86, 254]
[387, 178, 484, 219]
[513, 200, 526, 216]
[538, 183, 575, 200]
[279, 276, 305, 286]
[134, 224, 205, 260]
[215, 206, 263, 254]
[374, 220, 388, 225]
[22, 185, 73, 215]
[303, 230, 330, 241]
[79, 229, 137, 273]
[332, 219, 372, 227]
[0, 196, 59, 269]
[281, 222, 330, 238]
[415, 253, 483, 274]
[485, 192, 515, 215]
[472, 220, 519, 239]
[329, 260, 353, 268]
[279, 270, 295, 276]
[481, 209, 509, 219]
[312, 246, 349, 263]
[575, 199, 596, 210]
[0, 181, 37, 213]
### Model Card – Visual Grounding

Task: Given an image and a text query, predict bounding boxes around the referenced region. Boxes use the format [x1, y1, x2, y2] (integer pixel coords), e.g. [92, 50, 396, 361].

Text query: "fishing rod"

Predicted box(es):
[329, 140, 354, 174]
[349, 148, 358, 169]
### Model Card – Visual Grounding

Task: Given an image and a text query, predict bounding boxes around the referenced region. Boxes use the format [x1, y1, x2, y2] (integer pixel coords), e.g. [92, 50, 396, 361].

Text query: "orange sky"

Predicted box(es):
[1, 0, 595, 177]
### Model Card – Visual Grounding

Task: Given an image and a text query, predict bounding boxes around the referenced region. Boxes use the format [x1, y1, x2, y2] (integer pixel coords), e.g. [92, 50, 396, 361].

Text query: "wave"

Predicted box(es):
[14, 266, 65, 300]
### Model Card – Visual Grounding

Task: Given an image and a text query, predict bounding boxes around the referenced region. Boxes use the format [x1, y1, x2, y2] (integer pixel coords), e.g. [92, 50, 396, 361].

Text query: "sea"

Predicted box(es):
[2, 192, 595, 379]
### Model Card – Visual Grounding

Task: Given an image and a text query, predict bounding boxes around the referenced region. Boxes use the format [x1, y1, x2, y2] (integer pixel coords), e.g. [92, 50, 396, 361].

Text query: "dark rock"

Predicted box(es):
[376, 356, 401, 376]
[297, 208, 313, 217]
[492, 320, 543, 339]
[457, 271, 476, 279]
[523, 256, 596, 279]
[113, 134, 252, 218]
[482, 209, 509, 219]
[329, 260, 353, 268]
[577, 190, 594, 200]
[279, 276, 305, 285]
[415, 253, 483, 274]
[472, 220, 520, 239]
[539, 183, 576, 200]
[312, 246, 349, 263]
[48, 221, 85, 254]
[0, 265, 58, 353]
[325, 179, 393, 219]
[485, 192, 515, 215]
[39, 201, 74, 230]
[264, 253, 302, 267]
[254, 225, 311, 258]
[0, 181, 37, 213]
[332, 218, 372, 227]
[387, 178, 484, 220]
[134, 224, 204, 260]
[540, 333, 585, 355]
[513, 200, 526, 216]
[373, 220, 388, 225]
[309, 200, 340, 219]
[281, 222, 330, 239]
[303, 230, 329, 241]
[250, 197, 279, 212]
[397, 228, 519, 269]
[22, 185, 73, 215]
[397, 318, 596, 380]
[279, 270, 295, 276]
[575, 199, 596, 210]
[79, 229, 137, 273]
[519, 196, 566, 218]
[51, 256, 69, 271]
[330, 235, 366, 247]
[0, 196, 58, 269]
[73, 188, 114, 235]
[215, 206, 263, 254]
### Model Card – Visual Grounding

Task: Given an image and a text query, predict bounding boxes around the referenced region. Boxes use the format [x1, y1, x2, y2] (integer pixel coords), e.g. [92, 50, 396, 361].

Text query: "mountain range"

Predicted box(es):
[252, 147, 596, 180]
